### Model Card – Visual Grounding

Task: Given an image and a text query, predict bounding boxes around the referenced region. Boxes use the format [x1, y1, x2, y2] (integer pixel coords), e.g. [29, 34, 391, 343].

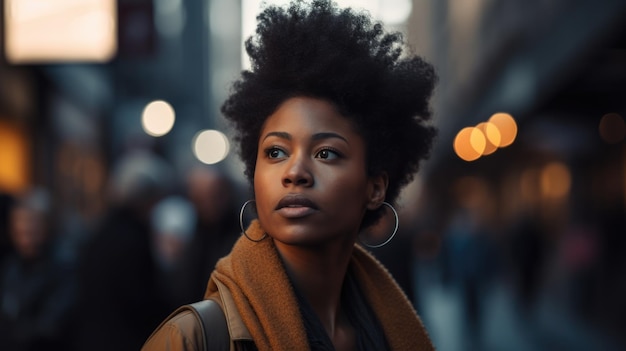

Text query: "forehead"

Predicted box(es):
[261, 97, 359, 137]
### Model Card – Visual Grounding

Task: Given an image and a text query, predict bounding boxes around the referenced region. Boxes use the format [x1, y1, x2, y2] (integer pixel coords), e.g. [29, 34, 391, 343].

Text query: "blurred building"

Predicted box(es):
[407, 0, 626, 227]
[405, 0, 626, 349]
[0, 0, 240, 231]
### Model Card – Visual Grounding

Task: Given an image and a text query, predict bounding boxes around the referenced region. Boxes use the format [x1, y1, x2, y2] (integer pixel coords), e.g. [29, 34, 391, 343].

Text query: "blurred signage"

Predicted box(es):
[3, 0, 117, 64]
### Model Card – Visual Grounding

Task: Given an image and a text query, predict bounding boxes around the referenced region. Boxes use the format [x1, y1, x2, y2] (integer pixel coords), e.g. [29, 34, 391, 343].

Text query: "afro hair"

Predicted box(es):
[221, 0, 437, 228]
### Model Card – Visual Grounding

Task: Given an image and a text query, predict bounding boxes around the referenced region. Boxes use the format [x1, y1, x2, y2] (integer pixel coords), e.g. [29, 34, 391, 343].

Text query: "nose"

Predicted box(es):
[282, 153, 313, 187]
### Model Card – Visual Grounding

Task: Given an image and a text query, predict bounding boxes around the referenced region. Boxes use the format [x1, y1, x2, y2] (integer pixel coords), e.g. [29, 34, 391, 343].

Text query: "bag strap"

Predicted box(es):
[185, 299, 230, 351]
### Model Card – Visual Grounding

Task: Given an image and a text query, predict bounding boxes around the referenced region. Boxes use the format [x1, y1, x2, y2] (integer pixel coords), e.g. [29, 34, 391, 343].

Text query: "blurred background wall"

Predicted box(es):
[0, 0, 625, 350]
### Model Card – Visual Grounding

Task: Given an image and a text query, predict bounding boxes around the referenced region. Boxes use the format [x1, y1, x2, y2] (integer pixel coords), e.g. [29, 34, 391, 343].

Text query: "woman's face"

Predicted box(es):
[254, 97, 386, 246]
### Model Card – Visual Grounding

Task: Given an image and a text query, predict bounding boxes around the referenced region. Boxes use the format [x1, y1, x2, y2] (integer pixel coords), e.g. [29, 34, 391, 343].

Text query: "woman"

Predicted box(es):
[143, 0, 437, 350]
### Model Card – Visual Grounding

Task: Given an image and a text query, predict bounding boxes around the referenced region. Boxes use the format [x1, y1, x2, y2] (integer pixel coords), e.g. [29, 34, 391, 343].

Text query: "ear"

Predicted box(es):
[366, 172, 388, 210]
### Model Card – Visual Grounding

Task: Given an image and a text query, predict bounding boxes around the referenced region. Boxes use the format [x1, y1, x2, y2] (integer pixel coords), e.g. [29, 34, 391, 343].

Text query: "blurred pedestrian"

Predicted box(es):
[150, 195, 198, 311]
[0, 188, 76, 351]
[73, 150, 174, 351]
[184, 165, 240, 299]
[441, 205, 499, 350]
[508, 212, 548, 315]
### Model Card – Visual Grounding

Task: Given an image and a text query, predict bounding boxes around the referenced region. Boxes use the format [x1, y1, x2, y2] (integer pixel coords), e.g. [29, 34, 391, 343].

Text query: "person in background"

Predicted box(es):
[143, 0, 437, 349]
[150, 195, 198, 312]
[73, 149, 174, 351]
[184, 165, 240, 299]
[0, 188, 76, 351]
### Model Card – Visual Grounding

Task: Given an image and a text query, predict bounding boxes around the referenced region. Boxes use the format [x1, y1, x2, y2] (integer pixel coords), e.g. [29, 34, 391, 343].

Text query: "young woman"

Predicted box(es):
[143, 1, 437, 350]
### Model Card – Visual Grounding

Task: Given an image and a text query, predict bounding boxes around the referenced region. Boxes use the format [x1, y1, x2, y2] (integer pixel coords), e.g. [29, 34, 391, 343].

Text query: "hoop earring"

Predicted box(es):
[359, 202, 399, 249]
[239, 200, 267, 242]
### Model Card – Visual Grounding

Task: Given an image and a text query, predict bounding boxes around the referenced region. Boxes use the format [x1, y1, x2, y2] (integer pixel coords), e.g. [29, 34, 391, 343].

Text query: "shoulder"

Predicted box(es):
[142, 309, 204, 351]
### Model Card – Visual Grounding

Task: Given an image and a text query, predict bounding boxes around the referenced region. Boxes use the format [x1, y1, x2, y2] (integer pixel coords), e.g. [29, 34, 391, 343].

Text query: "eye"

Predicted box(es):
[266, 147, 287, 159]
[315, 148, 341, 160]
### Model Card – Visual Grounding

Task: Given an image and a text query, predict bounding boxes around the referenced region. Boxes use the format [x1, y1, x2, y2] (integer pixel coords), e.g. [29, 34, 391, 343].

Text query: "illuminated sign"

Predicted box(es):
[4, 0, 117, 63]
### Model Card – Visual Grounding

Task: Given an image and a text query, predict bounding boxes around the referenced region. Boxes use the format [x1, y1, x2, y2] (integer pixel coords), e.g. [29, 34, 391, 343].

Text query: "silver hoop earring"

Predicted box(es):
[239, 200, 267, 242]
[359, 202, 399, 249]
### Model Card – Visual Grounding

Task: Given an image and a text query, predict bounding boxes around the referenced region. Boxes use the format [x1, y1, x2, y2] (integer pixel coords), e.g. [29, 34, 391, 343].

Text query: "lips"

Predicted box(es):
[275, 194, 319, 218]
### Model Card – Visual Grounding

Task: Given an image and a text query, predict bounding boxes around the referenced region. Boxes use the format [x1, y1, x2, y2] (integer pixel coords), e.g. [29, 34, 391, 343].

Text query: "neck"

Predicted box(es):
[274, 239, 354, 337]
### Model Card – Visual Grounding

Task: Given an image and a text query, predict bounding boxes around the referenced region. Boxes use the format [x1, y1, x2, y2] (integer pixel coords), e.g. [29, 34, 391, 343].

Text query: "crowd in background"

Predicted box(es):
[0, 146, 242, 351]
[0, 144, 624, 351]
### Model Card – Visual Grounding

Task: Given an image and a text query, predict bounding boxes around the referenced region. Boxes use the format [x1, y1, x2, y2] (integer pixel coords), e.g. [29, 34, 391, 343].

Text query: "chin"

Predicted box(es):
[272, 229, 321, 245]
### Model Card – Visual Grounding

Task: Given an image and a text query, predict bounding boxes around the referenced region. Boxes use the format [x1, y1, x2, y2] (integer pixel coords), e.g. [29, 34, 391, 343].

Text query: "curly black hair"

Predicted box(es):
[221, 0, 437, 228]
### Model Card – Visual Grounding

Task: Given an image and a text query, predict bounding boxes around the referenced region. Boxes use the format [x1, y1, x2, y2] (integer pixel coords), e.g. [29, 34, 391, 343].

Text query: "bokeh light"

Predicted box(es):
[520, 168, 541, 204]
[598, 112, 625, 144]
[476, 122, 501, 155]
[488, 112, 517, 147]
[454, 114, 518, 161]
[192, 129, 230, 165]
[142, 100, 176, 137]
[540, 162, 571, 199]
[454, 127, 485, 161]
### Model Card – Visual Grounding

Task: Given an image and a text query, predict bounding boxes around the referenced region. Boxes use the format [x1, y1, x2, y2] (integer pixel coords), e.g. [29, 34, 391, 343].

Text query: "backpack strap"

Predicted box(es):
[185, 299, 230, 351]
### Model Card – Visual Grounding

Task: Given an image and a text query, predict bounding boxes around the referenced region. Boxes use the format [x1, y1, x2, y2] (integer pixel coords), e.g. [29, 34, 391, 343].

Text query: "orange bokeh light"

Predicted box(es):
[476, 122, 501, 155]
[454, 127, 485, 161]
[488, 112, 517, 147]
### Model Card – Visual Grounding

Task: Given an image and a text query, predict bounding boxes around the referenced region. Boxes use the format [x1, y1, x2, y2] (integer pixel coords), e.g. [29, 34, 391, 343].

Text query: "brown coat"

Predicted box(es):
[141, 281, 253, 351]
[142, 221, 434, 350]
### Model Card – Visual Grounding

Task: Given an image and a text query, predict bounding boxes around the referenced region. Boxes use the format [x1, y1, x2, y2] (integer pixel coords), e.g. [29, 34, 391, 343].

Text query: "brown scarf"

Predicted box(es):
[205, 220, 434, 351]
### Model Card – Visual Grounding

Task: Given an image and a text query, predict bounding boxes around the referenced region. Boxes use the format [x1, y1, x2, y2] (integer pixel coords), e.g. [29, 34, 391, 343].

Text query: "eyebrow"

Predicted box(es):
[312, 132, 348, 143]
[262, 131, 348, 143]
[262, 131, 291, 141]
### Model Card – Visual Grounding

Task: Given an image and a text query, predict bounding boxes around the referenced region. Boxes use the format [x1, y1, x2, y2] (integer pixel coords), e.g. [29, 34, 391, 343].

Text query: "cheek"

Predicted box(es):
[253, 168, 272, 216]
[322, 172, 370, 210]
